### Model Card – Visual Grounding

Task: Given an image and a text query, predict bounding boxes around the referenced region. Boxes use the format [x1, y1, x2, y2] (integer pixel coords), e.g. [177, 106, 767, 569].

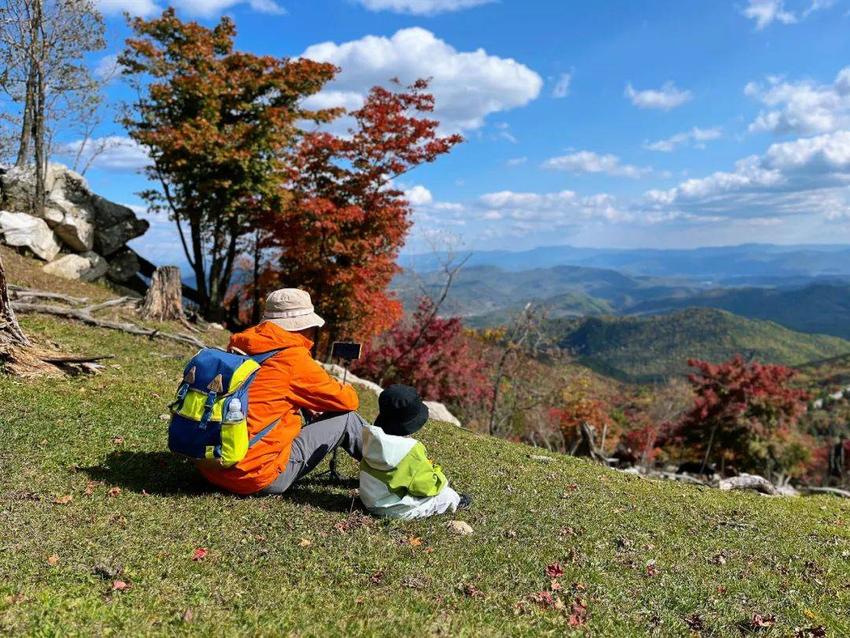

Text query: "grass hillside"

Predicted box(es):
[629, 282, 850, 340]
[2, 254, 850, 636]
[552, 308, 850, 383]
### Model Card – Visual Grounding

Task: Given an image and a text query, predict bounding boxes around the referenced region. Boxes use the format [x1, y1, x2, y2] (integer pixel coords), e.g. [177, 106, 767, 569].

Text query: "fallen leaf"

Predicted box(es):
[750, 613, 776, 630]
[545, 562, 564, 578]
[462, 583, 484, 598]
[568, 597, 588, 626]
[181, 609, 194, 623]
[401, 575, 428, 590]
[158, 414, 170, 421]
[504, 529, 517, 538]
[47, 554, 59, 566]
[408, 536, 423, 547]
[684, 613, 704, 631]
[369, 570, 385, 585]
[3, 593, 27, 605]
[192, 547, 208, 561]
[298, 538, 312, 548]
[84, 481, 102, 496]
[107, 487, 121, 498]
[528, 590, 555, 609]
[794, 626, 827, 638]
[646, 560, 659, 577]
[111, 436, 125, 445]
[52, 494, 73, 505]
[550, 579, 562, 591]
[446, 520, 473, 535]
[111, 580, 130, 592]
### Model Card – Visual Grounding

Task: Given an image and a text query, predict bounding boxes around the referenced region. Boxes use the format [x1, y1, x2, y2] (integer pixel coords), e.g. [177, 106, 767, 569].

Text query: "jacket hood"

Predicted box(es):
[361, 423, 417, 471]
[229, 321, 313, 356]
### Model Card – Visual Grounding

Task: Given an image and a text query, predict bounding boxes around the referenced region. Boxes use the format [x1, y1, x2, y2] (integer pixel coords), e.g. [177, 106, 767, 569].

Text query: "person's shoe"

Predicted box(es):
[457, 493, 473, 510]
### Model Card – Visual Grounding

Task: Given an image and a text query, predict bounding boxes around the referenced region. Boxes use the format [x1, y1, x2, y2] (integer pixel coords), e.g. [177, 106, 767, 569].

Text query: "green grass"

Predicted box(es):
[1, 315, 849, 636]
[1, 251, 850, 637]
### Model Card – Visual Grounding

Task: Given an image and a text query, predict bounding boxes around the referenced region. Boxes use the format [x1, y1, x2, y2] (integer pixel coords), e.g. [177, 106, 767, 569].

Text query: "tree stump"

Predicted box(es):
[0, 253, 30, 347]
[140, 266, 186, 322]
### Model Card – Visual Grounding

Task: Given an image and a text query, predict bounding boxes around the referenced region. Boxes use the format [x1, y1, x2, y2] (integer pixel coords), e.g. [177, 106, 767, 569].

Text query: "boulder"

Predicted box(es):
[43, 251, 108, 282]
[106, 247, 142, 283]
[0, 210, 61, 261]
[425, 401, 462, 427]
[92, 196, 149, 256]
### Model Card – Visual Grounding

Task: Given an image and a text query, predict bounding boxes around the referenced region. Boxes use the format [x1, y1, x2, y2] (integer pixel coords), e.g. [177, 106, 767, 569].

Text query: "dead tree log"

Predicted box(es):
[718, 474, 777, 495]
[140, 266, 186, 322]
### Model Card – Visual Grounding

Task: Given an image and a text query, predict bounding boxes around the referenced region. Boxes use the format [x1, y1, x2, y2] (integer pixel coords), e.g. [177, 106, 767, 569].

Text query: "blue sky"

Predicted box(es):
[62, 0, 850, 262]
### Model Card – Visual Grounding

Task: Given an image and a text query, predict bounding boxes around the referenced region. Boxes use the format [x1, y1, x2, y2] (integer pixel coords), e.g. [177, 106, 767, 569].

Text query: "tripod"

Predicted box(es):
[315, 363, 349, 482]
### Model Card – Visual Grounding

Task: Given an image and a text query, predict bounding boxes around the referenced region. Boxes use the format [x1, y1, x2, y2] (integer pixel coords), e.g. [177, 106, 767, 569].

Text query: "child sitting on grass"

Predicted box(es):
[359, 384, 471, 520]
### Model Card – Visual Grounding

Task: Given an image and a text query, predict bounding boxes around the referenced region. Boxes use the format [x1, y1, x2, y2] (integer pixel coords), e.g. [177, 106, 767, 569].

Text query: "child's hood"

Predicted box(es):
[361, 423, 418, 471]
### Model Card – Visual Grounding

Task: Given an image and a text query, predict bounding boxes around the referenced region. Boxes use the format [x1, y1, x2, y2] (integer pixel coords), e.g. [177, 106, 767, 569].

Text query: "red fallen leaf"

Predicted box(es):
[646, 560, 659, 577]
[751, 613, 776, 629]
[550, 579, 562, 591]
[111, 580, 130, 592]
[528, 590, 555, 608]
[107, 487, 121, 498]
[545, 562, 564, 578]
[568, 597, 588, 626]
[192, 548, 208, 561]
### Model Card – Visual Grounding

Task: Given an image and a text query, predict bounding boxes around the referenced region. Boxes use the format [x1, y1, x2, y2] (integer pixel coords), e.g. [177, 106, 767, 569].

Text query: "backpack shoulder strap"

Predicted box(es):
[249, 348, 285, 365]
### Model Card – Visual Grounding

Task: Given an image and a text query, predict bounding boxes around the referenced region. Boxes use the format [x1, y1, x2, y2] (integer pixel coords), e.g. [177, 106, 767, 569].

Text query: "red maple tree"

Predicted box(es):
[262, 80, 462, 345]
[673, 355, 810, 477]
[352, 298, 491, 413]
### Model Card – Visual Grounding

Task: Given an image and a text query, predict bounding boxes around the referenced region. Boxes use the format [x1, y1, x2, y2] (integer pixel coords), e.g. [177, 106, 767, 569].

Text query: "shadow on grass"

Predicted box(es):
[80, 451, 364, 514]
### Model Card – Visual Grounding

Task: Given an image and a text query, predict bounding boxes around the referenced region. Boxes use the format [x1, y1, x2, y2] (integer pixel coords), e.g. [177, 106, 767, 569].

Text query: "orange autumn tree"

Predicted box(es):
[120, 9, 338, 321]
[263, 80, 462, 345]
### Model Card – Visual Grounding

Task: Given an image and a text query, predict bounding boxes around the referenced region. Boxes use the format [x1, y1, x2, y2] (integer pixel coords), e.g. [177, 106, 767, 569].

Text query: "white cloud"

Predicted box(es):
[477, 190, 632, 226]
[542, 150, 652, 178]
[624, 82, 692, 110]
[741, 0, 797, 29]
[506, 156, 527, 166]
[61, 136, 150, 172]
[95, 0, 285, 17]
[644, 126, 722, 152]
[355, 0, 493, 15]
[94, 54, 122, 83]
[300, 28, 542, 133]
[405, 185, 434, 206]
[746, 67, 850, 135]
[552, 72, 571, 99]
[643, 130, 850, 220]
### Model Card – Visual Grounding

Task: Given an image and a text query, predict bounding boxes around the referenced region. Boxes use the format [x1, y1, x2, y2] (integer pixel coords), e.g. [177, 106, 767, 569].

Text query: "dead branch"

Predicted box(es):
[802, 486, 850, 499]
[9, 285, 90, 305]
[12, 301, 206, 349]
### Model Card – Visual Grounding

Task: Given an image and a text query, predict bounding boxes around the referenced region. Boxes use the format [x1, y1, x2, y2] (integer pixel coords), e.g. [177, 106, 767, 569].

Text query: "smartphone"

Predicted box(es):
[331, 341, 362, 361]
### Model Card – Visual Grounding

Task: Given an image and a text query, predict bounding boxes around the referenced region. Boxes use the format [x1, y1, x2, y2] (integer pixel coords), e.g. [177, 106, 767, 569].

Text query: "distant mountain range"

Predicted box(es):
[400, 243, 850, 282]
[550, 308, 850, 383]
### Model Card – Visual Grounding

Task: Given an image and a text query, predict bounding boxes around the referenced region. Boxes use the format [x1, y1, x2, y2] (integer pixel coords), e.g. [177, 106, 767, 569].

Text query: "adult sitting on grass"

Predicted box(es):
[199, 288, 365, 495]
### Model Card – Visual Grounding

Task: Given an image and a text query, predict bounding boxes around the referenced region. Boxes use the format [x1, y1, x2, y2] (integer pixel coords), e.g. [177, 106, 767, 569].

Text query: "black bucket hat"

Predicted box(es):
[374, 384, 430, 437]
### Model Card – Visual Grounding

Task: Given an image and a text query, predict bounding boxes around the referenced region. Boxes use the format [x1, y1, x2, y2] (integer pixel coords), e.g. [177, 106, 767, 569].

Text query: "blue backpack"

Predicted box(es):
[168, 348, 282, 468]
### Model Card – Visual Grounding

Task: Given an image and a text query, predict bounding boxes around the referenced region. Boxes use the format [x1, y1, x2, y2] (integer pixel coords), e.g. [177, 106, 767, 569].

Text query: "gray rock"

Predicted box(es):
[424, 401, 462, 427]
[92, 195, 149, 256]
[43, 251, 108, 282]
[106, 247, 141, 282]
[0, 210, 61, 261]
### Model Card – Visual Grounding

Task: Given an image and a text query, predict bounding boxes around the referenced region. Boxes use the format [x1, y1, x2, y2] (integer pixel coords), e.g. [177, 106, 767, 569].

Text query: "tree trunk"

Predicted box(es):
[0, 254, 30, 347]
[15, 61, 36, 168]
[140, 266, 186, 322]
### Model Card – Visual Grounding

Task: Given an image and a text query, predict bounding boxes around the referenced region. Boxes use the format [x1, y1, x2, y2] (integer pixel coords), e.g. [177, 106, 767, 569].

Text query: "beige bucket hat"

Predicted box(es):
[262, 288, 325, 332]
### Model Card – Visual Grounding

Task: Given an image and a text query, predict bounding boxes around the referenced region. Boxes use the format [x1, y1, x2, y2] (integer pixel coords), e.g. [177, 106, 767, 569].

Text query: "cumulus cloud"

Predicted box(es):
[477, 190, 633, 227]
[96, 0, 285, 17]
[93, 54, 122, 83]
[624, 82, 692, 110]
[405, 185, 434, 206]
[644, 126, 722, 152]
[552, 72, 571, 99]
[61, 136, 149, 172]
[746, 67, 850, 135]
[542, 151, 652, 178]
[300, 28, 542, 133]
[643, 130, 850, 219]
[355, 0, 493, 15]
[741, 0, 797, 29]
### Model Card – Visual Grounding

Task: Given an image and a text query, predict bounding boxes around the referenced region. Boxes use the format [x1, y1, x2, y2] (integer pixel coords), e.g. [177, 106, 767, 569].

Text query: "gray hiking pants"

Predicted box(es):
[260, 411, 367, 495]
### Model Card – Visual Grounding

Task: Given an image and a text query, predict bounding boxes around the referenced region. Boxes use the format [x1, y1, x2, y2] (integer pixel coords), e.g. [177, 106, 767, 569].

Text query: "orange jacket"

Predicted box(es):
[199, 321, 359, 494]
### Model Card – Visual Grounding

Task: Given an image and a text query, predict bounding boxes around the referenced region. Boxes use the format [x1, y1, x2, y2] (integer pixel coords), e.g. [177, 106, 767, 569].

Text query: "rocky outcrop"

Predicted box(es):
[42, 252, 108, 282]
[0, 210, 61, 261]
[0, 163, 149, 283]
